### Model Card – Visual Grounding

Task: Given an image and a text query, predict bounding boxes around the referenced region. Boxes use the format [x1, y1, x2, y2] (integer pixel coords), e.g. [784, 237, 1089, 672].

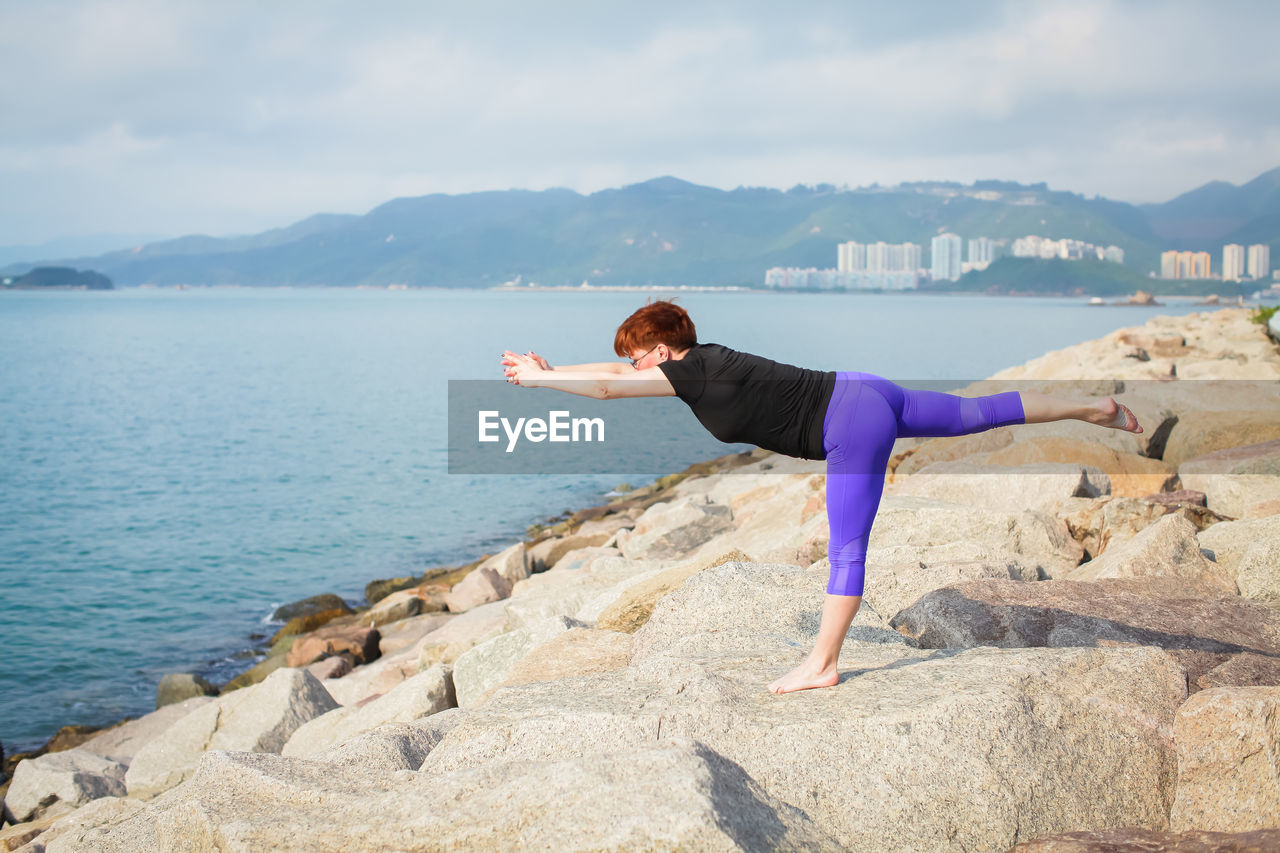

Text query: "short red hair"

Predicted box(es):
[613, 298, 698, 357]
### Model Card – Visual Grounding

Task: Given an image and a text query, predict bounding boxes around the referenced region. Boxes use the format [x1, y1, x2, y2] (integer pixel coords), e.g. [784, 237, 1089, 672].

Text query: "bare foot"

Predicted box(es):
[1092, 397, 1143, 433]
[767, 660, 839, 694]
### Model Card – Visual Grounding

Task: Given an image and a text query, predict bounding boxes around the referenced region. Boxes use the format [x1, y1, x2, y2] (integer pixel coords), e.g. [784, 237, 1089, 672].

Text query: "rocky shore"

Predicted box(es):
[3, 307, 1280, 852]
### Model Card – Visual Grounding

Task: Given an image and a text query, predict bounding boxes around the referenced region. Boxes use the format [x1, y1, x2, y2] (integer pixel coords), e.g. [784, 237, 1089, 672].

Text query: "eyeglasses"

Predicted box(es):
[628, 344, 660, 367]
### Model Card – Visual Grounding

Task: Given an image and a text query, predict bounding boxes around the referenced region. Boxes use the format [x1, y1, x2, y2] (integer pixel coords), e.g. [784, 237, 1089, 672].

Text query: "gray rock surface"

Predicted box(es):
[88, 738, 843, 852]
[154, 673, 218, 708]
[1198, 515, 1280, 605]
[4, 749, 125, 823]
[124, 667, 338, 798]
[282, 664, 455, 757]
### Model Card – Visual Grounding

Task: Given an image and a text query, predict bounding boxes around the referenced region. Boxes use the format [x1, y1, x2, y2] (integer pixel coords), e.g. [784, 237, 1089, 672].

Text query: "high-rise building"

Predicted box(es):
[1223, 244, 1245, 281]
[968, 237, 995, 266]
[930, 233, 963, 281]
[1248, 244, 1271, 280]
[1162, 250, 1212, 279]
[838, 241, 868, 273]
[1161, 251, 1179, 279]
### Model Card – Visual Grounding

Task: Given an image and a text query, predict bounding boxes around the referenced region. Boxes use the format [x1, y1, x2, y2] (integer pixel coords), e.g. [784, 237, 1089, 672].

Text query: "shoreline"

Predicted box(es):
[4, 304, 1278, 776]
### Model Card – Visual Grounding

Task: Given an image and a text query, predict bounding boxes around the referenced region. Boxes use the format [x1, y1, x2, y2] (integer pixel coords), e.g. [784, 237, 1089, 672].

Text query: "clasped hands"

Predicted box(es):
[500, 350, 550, 387]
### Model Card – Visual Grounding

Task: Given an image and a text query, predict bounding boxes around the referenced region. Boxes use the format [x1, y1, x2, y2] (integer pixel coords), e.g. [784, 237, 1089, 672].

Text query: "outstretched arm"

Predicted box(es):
[502, 353, 675, 399]
[500, 350, 631, 374]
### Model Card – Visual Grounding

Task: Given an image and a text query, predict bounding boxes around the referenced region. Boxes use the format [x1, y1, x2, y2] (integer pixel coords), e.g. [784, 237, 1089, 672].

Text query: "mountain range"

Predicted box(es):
[4, 167, 1278, 289]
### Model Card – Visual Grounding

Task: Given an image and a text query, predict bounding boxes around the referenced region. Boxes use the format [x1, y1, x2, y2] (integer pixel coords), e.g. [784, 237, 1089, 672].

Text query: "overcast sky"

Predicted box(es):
[2, 0, 1278, 244]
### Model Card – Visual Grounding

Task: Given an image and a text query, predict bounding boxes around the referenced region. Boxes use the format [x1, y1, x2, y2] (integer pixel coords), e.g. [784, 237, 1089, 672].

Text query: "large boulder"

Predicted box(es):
[154, 673, 217, 708]
[619, 495, 736, 561]
[629, 561, 906, 664]
[526, 529, 615, 572]
[77, 696, 215, 766]
[1197, 515, 1280, 605]
[1053, 495, 1219, 560]
[282, 664, 455, 758]
[285, 624, 381, 668]
[5, 795, 145, 853]
[441, 566, 512, 613]
[1162, 411, 1280, 468]
[1010, 826, 1280, 851]
[270, 594, 351, 623]
[473, 541, 529, 586]
[595, 549, 750, 633]
[357, 585, 446, 627]
[866, 495, 1084, 579]
[981, 437, 1177, 498]
[886, 461, 1110, 514]
[864, 557, 1040, 625]
[1170, 686, 1280, 832]
[124, 667, 338, 798]
[890, 578, 1280, 689]
[1179, 438, 1280, 519]
[309, 710, 464, 772]
[413, 599, 508, 671]
[82, 739, 843, 851]
[422, 645, 1185, 852]
[1064, 514, 1237, 595]
[3, 748, 125, 823]
[451, 616, 577, 708]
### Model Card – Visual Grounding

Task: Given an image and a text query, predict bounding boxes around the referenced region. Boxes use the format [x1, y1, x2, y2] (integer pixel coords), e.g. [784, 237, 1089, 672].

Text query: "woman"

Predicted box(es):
[501, 299, 1142, 695]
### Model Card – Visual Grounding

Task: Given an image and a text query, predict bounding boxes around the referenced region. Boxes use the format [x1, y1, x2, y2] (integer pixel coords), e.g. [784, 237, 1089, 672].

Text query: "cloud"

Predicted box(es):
[0, 0, 1277, 243]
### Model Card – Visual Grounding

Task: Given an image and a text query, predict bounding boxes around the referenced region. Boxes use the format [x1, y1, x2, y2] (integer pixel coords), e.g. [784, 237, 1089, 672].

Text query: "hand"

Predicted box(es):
[501, 349, 551, 371]
[500, 351, 544, 387]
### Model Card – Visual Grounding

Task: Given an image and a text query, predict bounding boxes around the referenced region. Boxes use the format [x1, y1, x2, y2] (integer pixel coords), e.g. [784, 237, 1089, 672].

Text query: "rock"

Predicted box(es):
[1195, 652, 1280, 690]
[282, 664, 456, 758]
[77, 697, 215, 765]
[1198, 515, 1280, 605]
[310, 709, 464, 772]
[441, 566, 512, 613]
[546, 545, 622, 573]
[376, 611, 452, 656]
[6, 796, 144, 853]
[981, 437, 1178, 498]
[414, 600, 508, 671]
[108, 738, 842, 851]
[1162, 411, 1280, 468]
[270, 594, 351, 623]
[618, 495, 736, 561]
[4, 748, 125, 823]
[1144, 488, 1207, 507]
[473, 541, 528, 586]
[270, 607, 349, 644]
[868, 495, 1084, 580]
[631, 561, 911, 664]
[503, 555, 671, 631]
[1180, 437, 1280, 519]
[1055, 495, 1174, 558]
[1065, 514, 1237, 595]
[483, 628, 633, 700]
[422, 646, 1185, 851]
[526, 529, 616, 572]
[305, 655, 353, 681]
[285, 625, 381, 668]
[864, 557, 1039, 625]
[357, 585, 445, 627]
[887, 461, 1110, 513]
[0, 814, 57, 851]
[1011, 826, 1280, 852]
[124, 667, 338, 798]
[452, 616, 577, 708]
[364, 575, 419, 605]
[596, 549, 750, 633]
[890, 577, 1280, 688]
[154, 673, 217, 709]
[891, 427, 1016, 477]
[1170, 687, 1280, 832]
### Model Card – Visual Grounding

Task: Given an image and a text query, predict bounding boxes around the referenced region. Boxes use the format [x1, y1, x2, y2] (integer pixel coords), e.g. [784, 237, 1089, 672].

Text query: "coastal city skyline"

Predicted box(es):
[2, 1, 1279, 246]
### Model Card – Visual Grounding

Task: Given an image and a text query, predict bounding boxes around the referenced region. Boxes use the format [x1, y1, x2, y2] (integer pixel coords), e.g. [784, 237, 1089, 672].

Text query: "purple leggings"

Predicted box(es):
[822, 372, 1025, 596]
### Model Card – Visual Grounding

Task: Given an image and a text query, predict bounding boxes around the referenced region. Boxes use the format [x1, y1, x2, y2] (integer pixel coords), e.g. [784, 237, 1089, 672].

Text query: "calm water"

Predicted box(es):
[0, 287, 1216, 752]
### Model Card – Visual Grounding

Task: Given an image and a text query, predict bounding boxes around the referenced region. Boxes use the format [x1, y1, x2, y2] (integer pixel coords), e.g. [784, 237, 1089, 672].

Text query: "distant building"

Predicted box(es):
[766, 266, 919, 291]
[968, 237, 995, 269]
[1161, 251, 1178, 279]
[1101, 245, 1125, 264]
[1248, 244, 1271, 280]
[1223, 244, 1246, 281]
[930, 233, 963, 281]
[838, 241, 920, 273]
[1160, 250, 1212, 279]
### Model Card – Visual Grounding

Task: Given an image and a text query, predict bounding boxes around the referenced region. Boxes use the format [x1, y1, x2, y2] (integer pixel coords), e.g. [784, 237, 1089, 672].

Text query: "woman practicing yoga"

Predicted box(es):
[500, 299, 1143, 695]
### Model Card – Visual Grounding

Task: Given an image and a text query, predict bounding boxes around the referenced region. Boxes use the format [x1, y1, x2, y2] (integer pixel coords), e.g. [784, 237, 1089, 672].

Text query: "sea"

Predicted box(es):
[0, 286, 1227, 754]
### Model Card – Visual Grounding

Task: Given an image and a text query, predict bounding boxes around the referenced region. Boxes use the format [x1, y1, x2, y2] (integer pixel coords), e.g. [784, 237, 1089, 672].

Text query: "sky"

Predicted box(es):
[2, 0, 1279, 246]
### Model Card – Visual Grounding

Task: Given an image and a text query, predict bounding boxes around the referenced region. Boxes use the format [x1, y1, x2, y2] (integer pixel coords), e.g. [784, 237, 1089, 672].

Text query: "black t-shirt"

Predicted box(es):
[657, 342, 836, 461]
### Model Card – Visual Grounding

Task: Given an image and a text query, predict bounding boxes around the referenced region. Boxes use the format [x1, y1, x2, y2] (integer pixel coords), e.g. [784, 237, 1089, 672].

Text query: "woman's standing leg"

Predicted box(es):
[768, 376, 897, 695]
